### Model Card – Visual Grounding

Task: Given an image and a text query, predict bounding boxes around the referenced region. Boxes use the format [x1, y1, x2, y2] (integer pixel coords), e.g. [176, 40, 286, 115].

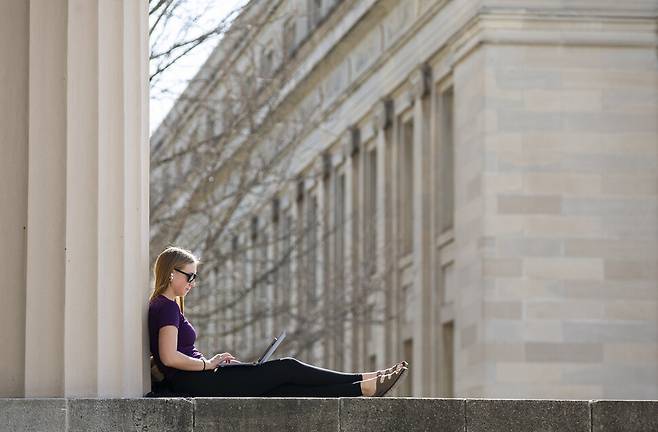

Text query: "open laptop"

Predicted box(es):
[218, 330, 287, 367]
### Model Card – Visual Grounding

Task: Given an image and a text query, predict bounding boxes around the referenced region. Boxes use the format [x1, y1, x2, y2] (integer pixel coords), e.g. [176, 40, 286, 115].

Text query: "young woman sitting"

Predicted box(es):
[148, 246, 408, 397]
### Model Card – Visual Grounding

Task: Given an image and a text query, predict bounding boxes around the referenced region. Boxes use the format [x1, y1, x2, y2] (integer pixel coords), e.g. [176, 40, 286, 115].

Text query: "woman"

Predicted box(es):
[148, 246, 408, 397]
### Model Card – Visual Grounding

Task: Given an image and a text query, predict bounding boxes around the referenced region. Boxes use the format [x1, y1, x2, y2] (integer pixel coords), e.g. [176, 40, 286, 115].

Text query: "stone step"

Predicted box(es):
[1, 398, 656, 432]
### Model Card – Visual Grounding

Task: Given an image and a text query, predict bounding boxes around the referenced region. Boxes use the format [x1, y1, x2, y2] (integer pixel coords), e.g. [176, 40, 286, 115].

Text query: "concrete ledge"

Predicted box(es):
[67, 398, 193, 432]
[1, 398, 656, 432]
[194, 398, 339, 432]
[0, 399, 67, 432]
[340, 398, 465, 432]
[591, 400, 658, 432]
[466, 399, 591, 432]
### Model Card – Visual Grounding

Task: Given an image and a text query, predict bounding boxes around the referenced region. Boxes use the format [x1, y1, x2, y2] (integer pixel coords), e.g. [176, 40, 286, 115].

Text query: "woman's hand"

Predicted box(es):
[207, 352, 237, 369]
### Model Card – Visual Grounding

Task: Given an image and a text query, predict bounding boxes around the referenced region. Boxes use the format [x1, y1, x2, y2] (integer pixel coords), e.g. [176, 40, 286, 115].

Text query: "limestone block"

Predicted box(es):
[524, 89, 602, 112]
[525, 342, 603, 363]
[562, 365, 656, 390]
[604, 260, 657, 281]
[524, 257, 604, 281]
[0, 399, 66, 432]
[495, 238, 562, 258]
[194, 398, 339, 432]
[484, 343, 525, 361]
[603, 343, 658, 364]
[525, 299, 604, 320]
[484, 301, 523, 320]
[67, 398, 193, 432]
[483, 258, 523, 278]
[523, 173, 602, 196]
[564, 239, 656, 259]
[602, 175, 657, 196]
[604, 301, 657, 321]
[495, 68, 562, 90]
[497, 194, 562, 215]
[483, 172, 523, 194]
[340, 398, 464, 432]
[592, 400, 658, 432]
[522, 320, 563, 342]
[495, 363, 563, 384]
[563, 322, 657, 343]
[465, 399, 590, 432]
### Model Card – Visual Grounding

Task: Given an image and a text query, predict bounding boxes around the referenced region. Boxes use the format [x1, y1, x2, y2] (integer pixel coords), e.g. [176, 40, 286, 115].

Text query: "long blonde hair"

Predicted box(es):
[149, 246, 200, 315]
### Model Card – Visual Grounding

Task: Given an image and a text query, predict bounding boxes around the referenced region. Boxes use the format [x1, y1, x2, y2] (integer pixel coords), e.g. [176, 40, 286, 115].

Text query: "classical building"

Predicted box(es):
[151, 0, 658, 399]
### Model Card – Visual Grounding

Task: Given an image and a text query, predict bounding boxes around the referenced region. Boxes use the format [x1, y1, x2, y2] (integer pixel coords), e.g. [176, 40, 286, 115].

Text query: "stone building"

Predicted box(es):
[151, 0, 658, 398]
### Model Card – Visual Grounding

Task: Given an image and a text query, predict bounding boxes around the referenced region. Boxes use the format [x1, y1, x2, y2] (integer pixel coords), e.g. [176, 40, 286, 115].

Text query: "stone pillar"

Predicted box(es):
[342, 128, 360, 370]
[0, 0, 29, 398]
[374, 100, 394, 368]
[1, 0, 150, 397]
[410, 64, 433, 396]
[315, 155, 332, 366]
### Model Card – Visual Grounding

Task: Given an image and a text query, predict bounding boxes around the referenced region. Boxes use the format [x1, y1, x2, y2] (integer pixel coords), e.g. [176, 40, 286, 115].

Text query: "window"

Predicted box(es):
[437, 86, 454, 233]
[309, 0, 323, 28]
[306, 195, 318, 303]
[260, 45, 274, 79]
[334, 174, 346, 368]
[283, 17, 297, 58]
[281, 212, 293, 317]
[398, 118, 414, 256]
[364, 147, 377, 273]
[440, 321, 455, 397]
[402, 338, 413, 396]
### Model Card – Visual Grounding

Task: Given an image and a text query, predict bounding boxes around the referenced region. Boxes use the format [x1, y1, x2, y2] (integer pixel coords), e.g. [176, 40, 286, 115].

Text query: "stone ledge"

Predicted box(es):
[0, 398, 656, 432]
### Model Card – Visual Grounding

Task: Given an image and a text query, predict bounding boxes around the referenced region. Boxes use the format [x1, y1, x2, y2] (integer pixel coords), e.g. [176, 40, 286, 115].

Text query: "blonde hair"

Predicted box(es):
[149, 246, 200, 314]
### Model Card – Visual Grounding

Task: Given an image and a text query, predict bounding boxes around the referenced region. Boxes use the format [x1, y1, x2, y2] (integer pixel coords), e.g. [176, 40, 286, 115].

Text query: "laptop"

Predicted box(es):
[218, 330, 287, 367]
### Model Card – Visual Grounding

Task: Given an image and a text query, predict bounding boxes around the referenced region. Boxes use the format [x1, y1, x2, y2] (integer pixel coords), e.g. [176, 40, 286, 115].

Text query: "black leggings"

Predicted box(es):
[167, 357, 363, 397]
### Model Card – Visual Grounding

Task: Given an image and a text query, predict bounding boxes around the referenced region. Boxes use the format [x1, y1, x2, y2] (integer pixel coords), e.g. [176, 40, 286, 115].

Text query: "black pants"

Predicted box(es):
[167, 357, 363, 397]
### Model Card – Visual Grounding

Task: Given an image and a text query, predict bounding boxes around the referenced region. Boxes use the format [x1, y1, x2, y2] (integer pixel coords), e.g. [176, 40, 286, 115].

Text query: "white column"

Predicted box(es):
[0, 0, 30, 398]
[410, 64, 433, 396]
[341, 130, 357, 370]
[374, 100, 393, 369]
[313, 157, 329, 365]
[20, 0, 150, 398]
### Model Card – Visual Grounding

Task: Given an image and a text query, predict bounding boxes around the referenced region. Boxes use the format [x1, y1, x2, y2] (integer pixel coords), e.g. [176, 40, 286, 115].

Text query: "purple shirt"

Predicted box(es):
[148, 294, 203, 380]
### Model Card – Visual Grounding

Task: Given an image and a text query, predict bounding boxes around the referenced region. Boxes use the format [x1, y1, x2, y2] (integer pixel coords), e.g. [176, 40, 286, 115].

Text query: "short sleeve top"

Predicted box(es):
[148, 294, 204, 380]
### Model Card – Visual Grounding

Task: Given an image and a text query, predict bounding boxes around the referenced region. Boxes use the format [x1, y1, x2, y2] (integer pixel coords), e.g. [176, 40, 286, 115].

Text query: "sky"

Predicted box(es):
[150, 0, 249, 135]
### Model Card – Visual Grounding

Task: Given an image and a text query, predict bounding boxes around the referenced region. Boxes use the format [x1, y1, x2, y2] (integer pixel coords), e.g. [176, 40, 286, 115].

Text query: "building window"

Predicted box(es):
[364, 147, 377, 273]
[309, 0, 323, 28]
[306, 195, 318, 303]
[334, 173, 346, 368]
[260, 45, 274, 79]
[440, 321, 455, 397]
[283, 17, 297, 58]
[398, 118, 414, 256]
[402, 338, 413, 396]
[281, 211, 293, 318]
[437, 86, 454, 233]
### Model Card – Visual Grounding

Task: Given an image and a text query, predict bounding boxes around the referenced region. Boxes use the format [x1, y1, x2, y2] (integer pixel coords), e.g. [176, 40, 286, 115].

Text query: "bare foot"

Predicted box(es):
[359, 376, 379, 397]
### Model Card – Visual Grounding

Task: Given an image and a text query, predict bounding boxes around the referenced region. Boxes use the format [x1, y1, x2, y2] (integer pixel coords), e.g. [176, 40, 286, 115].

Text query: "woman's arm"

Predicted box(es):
[159, 326, 206, 371]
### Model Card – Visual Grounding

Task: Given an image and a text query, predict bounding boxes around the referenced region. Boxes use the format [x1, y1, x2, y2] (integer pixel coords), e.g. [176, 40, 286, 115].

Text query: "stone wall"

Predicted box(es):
[1, 398, 656, 432]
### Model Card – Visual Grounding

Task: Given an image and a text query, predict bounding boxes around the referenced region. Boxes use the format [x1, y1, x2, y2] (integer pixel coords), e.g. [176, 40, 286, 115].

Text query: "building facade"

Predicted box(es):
[151, 0, 658, 398]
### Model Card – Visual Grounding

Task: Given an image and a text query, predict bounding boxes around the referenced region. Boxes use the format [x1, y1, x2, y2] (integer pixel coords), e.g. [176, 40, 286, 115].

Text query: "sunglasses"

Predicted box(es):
[174, 268, 198, 283]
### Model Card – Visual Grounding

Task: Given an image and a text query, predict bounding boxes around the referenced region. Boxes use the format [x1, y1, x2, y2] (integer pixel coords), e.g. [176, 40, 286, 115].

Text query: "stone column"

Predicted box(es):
[374, 100, 394, 368]
[1, 0, 150, 397]
[342, 128, 360, 370]
[314, 155, 332, 366]
[0, 0, 29, 398]
[410, 64, 433, 396]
